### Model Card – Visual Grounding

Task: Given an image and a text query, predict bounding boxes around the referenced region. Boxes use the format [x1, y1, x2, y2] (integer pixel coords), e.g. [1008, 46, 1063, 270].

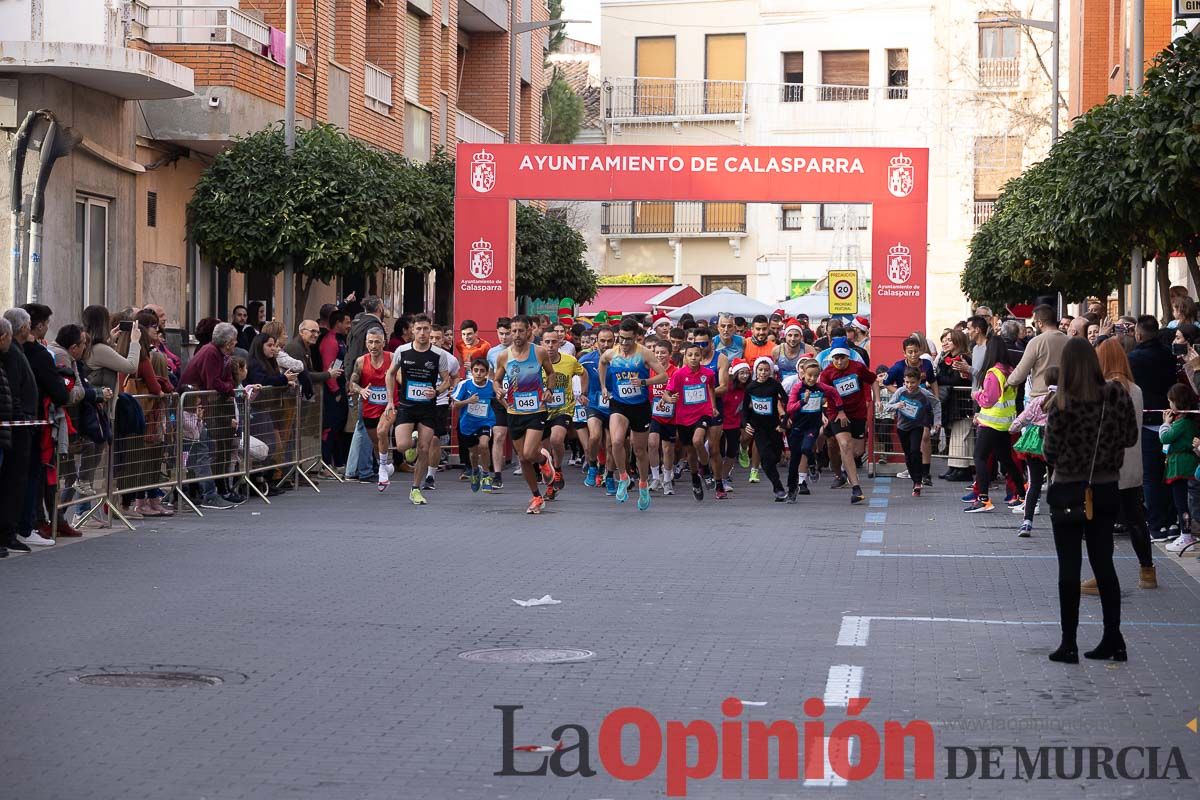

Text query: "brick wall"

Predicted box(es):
[1071, 0, 1176, 119]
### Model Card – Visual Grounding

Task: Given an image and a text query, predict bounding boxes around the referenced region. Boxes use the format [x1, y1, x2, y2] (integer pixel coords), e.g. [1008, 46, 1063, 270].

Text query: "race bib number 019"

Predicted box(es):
[368, 386, 389, 406]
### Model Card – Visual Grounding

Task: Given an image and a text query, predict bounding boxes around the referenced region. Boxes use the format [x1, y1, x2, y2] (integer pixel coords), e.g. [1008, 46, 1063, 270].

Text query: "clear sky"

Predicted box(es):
[562, 0, 601, 46]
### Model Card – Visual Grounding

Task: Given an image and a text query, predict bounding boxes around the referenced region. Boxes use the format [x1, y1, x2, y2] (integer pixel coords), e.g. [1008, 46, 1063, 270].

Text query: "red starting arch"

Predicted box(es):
[453, 144, 928, 356]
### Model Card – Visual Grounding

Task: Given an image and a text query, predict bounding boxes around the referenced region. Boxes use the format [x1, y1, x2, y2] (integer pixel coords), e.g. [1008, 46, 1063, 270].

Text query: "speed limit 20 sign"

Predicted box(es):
[828, 269, 859, 315]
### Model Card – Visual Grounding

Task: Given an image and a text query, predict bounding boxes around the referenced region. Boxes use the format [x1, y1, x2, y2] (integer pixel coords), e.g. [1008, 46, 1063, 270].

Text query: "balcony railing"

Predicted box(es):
[456, 110, 504, 144]
[604, 78, 748, 121]
[128, 1, 150, 39]
[973, 200, 997, 230]
[143, 5, 308, 65]
[978, 57, 1019, 87]
[364, 61, 393, 113]
[601, 201, 747, 236]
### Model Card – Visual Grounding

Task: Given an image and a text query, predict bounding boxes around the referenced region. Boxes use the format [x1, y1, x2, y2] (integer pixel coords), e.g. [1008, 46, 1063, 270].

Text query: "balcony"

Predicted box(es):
[601, 202, 748, 236]
[456, 110, 504, 144]
[364, 62, 393, 114]
[973, 200, 996, 230]
[141, 4, 309, 65]
[978, 57, 1019, 88]
[604, 78, 748, 125]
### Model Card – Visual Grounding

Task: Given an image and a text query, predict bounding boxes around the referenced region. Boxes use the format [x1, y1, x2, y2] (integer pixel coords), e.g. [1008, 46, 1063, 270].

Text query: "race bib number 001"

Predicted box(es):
[616, 381, 643, 400]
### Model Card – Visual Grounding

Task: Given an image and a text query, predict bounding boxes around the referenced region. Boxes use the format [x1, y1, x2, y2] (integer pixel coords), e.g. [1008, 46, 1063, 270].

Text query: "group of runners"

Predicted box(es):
[344, 310, 882, 514]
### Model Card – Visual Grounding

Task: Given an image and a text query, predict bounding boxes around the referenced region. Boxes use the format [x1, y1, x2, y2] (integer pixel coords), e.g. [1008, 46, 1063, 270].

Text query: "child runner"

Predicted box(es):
[719, 359, 751, 495]
[666, 339, 719, 501]
[883, 366, 942, 497]
[820, 337, 876, 504]
[1009, 366, 1057, 536]
[786, 360, 842, 501]
[451, 358, 497, 492]
[648, 339, 678, 494]
[743, 357, 790, 500]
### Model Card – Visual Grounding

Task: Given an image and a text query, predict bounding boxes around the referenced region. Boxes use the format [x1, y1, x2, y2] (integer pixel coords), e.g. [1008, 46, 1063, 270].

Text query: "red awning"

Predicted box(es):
[579, 285, 700, 316]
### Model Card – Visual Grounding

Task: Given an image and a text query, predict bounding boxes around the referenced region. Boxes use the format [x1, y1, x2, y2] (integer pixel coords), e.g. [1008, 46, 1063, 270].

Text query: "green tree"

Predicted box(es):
[516, 203, 598, 303]
[546, 0, 566, 54]
[542, 68, 585, 144]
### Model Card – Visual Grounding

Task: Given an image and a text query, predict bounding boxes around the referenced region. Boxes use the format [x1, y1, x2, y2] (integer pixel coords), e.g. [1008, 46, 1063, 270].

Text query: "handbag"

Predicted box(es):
[1047, 399, 1104, 523]
[1012, 424, 1045, 456]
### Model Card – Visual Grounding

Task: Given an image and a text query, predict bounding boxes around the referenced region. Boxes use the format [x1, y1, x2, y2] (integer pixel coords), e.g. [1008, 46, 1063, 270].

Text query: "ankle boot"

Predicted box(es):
[1084, 633, 1127, 662]
[1048, 644, 1079, 664]
[1080, 577, 1099, 595]
[1138, 566, 1158, 589]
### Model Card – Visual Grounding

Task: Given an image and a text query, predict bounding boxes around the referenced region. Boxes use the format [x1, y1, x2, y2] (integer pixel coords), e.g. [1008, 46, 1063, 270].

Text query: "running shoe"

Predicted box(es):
[1151, 528, 1175, 543]
[1018, 521, 1033, 537]
[703, 473, 716, 490]
[481, 475, 494, 493]
[963, 498, 994, 513]
[850, 485, 864, 504]
[605, 474, 617, 496]
[922, 475, 933, 487]
[797, 482, 811, 496]
[831, 472, 849, 490]
[691, 475, 704, 502]
[674, 462, 685, 480]
[786, 489, 798, 504]
[378, 479, 389, 492]
[748, 468, 761, 484]
[637, 483, 651, 511]
[1166, 534, 1197, 553]
[409, 487, 428, 505]
[897, 469, 911, 479]
[513, 464, 523, 475]
[809, 466, 820, 484]
[492, 474, 504, 491]
[912, 484, 921, 497]
[616, 475, 631, 503]
[715, 484, 728, 500]
[1005, 496, 1024, 509]
[585, 465, 598, 487]
[539, 453, 556, 486]
[662, 479, 675, 496]
[649, 476, 663, 492]
[553, 471, 565, 490]
[422, 475, 437, 491]
[470, 468, 481, 493]
[738, 448, 750, 468]
[544, 484, 559, 502]
[961, 490, 979, 503]
[773, 489, 788, 502]
[1011, 502, 1026, 514]
[526, 495, 545, 515]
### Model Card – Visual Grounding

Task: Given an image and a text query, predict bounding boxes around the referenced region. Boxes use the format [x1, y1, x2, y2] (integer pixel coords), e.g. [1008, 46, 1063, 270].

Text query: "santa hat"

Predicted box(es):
[771, 308, 786, 320]
[852, 315, 871, 331]
[753, 356, 776, 375]
[783, 318, 803, 335]
[730, 358, 751, 375]
[651, 312, 671, 328]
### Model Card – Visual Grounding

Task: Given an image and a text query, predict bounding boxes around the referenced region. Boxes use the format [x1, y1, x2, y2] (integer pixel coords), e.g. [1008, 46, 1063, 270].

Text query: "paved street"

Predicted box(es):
[2, 469, 1200, 799]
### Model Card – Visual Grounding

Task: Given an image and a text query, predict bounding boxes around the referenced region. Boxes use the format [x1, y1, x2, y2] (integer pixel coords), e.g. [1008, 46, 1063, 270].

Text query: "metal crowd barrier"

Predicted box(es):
[51, 384, 337, 534]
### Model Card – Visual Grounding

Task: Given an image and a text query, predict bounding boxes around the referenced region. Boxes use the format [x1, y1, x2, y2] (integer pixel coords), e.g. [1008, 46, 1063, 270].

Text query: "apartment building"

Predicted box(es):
[599, 0, 1069, 331]
[2, 0, 546, 328]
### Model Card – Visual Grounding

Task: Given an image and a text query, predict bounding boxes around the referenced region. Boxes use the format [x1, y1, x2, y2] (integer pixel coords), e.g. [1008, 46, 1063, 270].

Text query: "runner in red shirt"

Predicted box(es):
[818, 338, 876, 504]
[665, 340, 719, 501]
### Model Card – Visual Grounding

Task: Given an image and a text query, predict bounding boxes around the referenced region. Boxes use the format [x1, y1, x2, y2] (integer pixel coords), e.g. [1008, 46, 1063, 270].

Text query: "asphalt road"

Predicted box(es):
[2, 467, 1199, 799]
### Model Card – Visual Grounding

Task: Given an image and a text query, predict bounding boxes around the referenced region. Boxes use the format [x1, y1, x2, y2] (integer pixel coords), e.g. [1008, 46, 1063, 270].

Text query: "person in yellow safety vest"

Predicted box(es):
[965, 336, 1026, 514]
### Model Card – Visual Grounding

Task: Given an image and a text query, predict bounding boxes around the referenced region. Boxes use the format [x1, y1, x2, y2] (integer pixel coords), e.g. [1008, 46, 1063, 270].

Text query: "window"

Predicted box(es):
[635, 36, 675, 115]
[404, 11, 421, 103]
[819, 204, 869, 230]
[634, 201, 674, 234]
[780, 203, 803, 230]
[782, 52, 804, 102]
[705, 33, 746, 113]
[820, 50, 869, 100]
[887, 49, 908, 99]
[978, 19, 1019, 86]
[973, 136, 1024, 200]
[703, 202, 746, 232]
[405, 102, 431, 163]
[75, 196, 109, 307]
[702, 275, 747, 295]
[146, 190, 157, 228]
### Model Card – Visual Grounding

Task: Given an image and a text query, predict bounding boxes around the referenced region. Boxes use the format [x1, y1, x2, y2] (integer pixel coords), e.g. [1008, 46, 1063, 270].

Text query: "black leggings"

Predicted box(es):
[751, 425, 784, 492]
[721, 428, 741, 460]
[974, 426, 1023, 502]
[1024, 459, 1048, 522]
[787, 421, 822, 491]
[1120, 486, 1155, 568]
[1051, 482, 1121, 647]
[897, 426, 925, 483]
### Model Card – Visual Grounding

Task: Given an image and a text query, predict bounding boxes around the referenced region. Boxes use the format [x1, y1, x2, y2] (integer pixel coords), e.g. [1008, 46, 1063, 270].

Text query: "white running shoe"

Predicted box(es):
[1166, 534, 1197, 553]
[649, 476, 663, 492]
[662, 479, 675, 496]
[19, 530, 55, 547]
[897, 469, 910, 479]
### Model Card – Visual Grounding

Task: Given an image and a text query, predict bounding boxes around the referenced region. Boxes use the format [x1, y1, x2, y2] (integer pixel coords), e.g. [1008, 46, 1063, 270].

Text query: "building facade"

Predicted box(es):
[599, 0, 1069, 332]
[2, 0, 547, 330]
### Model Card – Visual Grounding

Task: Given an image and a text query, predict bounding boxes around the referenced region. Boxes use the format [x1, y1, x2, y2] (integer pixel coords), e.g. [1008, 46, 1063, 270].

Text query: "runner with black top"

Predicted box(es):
[598, 319, 668, 511]
[742, 357, 790, 500]
[383, 314, 453, 506]
[492, 315, 558, 514]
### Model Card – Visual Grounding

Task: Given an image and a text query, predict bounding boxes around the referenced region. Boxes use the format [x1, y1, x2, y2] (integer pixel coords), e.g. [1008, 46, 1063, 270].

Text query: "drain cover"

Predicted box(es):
[459, 647, 594, 664]
[76, 671, 223, 688]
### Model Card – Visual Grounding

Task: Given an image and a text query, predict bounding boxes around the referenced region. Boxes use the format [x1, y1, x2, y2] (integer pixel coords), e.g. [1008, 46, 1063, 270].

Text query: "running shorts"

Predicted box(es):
[610, 400, 652, 434]
[825, 417, 867, 440]
[508, 411, 547, 440]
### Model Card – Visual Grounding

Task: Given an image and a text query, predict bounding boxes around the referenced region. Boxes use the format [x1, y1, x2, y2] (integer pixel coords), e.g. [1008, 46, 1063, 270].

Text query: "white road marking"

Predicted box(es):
[822, 664, 864, 708]
[836, 615, 871, 646]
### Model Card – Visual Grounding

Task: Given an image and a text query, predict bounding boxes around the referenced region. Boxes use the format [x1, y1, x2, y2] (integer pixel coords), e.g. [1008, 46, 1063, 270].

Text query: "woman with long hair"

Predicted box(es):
[937, 328, 973, 481]
[964, 335, 1025, 512]
[1043, 338, 1138, 663]
[119, 310, 172, 518]
[1087, 338, 1156, 590]
[247, 333, 299, 495]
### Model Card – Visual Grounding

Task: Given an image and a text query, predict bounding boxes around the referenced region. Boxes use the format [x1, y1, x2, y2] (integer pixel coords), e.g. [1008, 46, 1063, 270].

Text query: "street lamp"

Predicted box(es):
[508, 15, 591, 143]
[976, 4, 1061, 142]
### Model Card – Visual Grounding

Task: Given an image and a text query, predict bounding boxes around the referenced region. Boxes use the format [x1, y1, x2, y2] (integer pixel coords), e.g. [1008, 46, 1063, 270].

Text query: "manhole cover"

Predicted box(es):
[76, 671, 223, 688]
[459, 647, 594, 664]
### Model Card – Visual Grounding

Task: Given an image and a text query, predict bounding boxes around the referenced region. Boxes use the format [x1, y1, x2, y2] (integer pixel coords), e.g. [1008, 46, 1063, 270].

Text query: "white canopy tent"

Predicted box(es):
[779, 292, 871, 319]
[667, 288, 774, 322]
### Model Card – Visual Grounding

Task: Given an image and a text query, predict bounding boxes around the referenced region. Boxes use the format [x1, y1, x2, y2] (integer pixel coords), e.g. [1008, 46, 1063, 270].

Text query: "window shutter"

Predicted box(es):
[887, 49, 908, 71]
[821, 50, 868, 86]
[404, 12, 421, 103]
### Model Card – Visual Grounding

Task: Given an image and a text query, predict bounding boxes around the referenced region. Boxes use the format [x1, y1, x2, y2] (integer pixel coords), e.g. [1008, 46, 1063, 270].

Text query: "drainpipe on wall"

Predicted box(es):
[27, 117, 80, 303]
[7, 111, 38, 305]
